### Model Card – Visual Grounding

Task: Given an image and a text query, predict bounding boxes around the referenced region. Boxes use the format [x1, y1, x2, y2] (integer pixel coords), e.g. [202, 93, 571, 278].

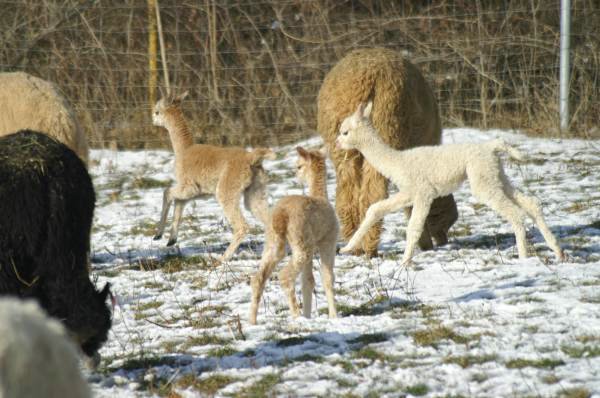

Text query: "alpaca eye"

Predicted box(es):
[342, 131, 348, 136]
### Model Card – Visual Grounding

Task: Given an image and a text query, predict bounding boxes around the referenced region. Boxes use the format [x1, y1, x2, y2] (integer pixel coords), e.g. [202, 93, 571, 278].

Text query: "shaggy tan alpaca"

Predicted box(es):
[249, 147, 338, 324]
[152, 91, 274, 262]
[0, 72, 89, 164]
[318, 48, 458, 257]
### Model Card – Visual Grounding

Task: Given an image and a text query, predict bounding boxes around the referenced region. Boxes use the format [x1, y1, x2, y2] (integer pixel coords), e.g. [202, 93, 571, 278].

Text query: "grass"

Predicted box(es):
[558, 387, 591, 398]
[405, 384, 429, 396]
[175, 374, 236, 396]
[207, 346, 237, 358]
[135, 254, 213, 273]
[130, 220, 157, 236]
[181, 334, 231, 351]
[580, 294, 600, 304]
[352, 346, 393, 362]
[133, 300, 164, 320]
[444, 354, 498, 368]
[560, 344, 600, 358]
[115, 355, 179, 371]
[348, 332, 388, 345]
[505, 358, 564, 369]
[232, 373, 281, 398]
[411, 325, 473, 348]
[131, 176, 171, 189]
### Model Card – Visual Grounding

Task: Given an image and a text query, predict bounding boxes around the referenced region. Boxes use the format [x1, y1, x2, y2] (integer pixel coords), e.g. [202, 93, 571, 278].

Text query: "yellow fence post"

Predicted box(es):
[148, 0, 158, 111]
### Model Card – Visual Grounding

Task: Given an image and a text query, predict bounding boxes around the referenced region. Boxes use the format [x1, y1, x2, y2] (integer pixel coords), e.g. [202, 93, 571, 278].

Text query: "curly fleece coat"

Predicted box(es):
[318, 48, 458, 256]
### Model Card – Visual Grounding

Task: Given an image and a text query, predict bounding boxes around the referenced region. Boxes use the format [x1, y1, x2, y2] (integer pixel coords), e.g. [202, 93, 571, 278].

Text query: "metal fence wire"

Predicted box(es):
[1, 0, 599, 149]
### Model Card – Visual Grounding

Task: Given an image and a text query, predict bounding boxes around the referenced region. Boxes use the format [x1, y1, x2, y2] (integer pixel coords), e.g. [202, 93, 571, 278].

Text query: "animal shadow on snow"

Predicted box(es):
[450, 221, 600, 259]
[94, 329, 397, 387]
[452, 278, 537, 303]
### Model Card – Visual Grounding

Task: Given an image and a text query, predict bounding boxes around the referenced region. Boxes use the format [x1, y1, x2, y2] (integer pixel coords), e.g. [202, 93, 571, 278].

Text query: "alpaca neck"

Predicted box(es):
[164, 108, 194, 155]
[357, 127, 405, 181]
[308, 167, 328, 199]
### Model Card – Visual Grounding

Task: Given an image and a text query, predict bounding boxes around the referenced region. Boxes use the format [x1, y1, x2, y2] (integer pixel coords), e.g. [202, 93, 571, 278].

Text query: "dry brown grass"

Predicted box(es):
[1, 1, 598, 148]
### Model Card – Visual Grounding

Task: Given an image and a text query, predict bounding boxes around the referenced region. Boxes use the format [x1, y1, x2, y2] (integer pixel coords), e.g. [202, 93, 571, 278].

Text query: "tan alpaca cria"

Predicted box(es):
[249, 147, 338, 324]
[152, 91, 274, 262]
[318, 48, 458, 257]
[337, 102, 564, 264]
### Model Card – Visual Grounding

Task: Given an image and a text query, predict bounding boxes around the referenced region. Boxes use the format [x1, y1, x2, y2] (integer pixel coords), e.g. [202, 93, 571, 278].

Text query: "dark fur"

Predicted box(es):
[0, 130, 111, 357]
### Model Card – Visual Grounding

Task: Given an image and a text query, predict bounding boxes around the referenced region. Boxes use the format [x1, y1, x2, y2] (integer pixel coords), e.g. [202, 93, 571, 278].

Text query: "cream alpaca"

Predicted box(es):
[0, 299, 91, 398]
[337, 102, 564, 263]
[152, 91, 274, 262]
[249, 147, 338, 324]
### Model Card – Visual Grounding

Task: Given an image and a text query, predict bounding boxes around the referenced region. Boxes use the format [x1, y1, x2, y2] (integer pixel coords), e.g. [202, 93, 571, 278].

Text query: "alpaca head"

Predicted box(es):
[70, 282, 114, 364]
[296, 146, 326, 186]
[336, 101, 374, 150]
[152, 91, 189, 128]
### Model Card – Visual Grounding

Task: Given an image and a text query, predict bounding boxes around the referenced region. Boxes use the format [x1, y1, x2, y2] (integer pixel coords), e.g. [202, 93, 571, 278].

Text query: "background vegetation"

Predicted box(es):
[1, 0, 598, 149]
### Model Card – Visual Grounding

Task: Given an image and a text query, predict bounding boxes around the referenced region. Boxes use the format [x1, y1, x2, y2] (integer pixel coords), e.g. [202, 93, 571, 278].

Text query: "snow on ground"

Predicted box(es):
[87, 128, 600, 397]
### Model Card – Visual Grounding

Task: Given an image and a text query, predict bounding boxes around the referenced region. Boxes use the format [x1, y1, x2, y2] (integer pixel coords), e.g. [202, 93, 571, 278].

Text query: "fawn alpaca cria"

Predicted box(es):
[337, 101, 564, 264]
[152, 91, 274, 262]
[249, 147, 338, 324]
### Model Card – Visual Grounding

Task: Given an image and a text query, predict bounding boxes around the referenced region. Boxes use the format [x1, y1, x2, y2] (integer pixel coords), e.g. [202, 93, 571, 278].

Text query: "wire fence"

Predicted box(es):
[1, 0, 599, 149]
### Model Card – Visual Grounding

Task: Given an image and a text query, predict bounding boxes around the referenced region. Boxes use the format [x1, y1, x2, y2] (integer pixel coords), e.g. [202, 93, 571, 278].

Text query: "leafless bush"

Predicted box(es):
[1, 0, 598, 149]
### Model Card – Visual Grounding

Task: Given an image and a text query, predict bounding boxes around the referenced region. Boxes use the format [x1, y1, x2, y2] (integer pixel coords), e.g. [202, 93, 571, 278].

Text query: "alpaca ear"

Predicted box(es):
[173, 90, 189, 104]
[355, 102, 365, 117]
[99, 283, 111, 302]
[296, 146, 309, 159]
[99, 282, 116, 311]
[363, 101, 373, 119]
[318, 145, 329, 157]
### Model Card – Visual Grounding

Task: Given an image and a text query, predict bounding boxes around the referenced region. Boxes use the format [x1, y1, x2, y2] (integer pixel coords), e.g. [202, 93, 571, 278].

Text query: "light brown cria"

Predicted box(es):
[152, 91, 274, 262]
[249, 147, 338, 324]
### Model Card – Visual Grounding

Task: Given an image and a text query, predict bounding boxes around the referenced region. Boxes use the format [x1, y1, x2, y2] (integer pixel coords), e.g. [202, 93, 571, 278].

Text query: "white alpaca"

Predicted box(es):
[336, 102, 564, 263]
[0, 299, 91, 398]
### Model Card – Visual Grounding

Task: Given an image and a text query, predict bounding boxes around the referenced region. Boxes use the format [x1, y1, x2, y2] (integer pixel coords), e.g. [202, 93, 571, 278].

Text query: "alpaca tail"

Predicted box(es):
[491, 139, 526, 161]
[248, 148, 276, 165]
[264, 207, 288, 245]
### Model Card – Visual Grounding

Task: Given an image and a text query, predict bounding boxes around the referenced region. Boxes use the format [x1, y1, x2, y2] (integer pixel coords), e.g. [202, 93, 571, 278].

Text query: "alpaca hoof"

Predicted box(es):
[153, 234, 162, 240]
[166, 238, 177, 247]
[339, 245, 353, 254]
[364, 248, 379, 258]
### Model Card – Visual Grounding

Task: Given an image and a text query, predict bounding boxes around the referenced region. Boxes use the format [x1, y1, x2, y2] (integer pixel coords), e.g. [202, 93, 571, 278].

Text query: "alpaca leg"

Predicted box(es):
[511, 190, 563, 260]
[475, 190, 529, 259]
[154, 186, 173, 240]
[301, 259, 315, 318]
[244, 166, 271, 226]
[249, 237, 285, 324]
[318, 237, 337, 318]
[167, 199, 187, 246]
[216, 172, 250, 261]
[402, 196, 434, 264]
[219, 200, 249, 262]
[404, 207, 434, 250]
[279, 247, 310, 318]
[358, 162, 388, 257]
[426, 194, 459, 246]
[341, 192, 412, 254]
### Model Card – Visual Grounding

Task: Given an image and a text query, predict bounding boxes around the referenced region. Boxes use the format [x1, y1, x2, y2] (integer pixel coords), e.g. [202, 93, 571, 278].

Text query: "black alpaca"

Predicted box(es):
[0, 130, 111, 358]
